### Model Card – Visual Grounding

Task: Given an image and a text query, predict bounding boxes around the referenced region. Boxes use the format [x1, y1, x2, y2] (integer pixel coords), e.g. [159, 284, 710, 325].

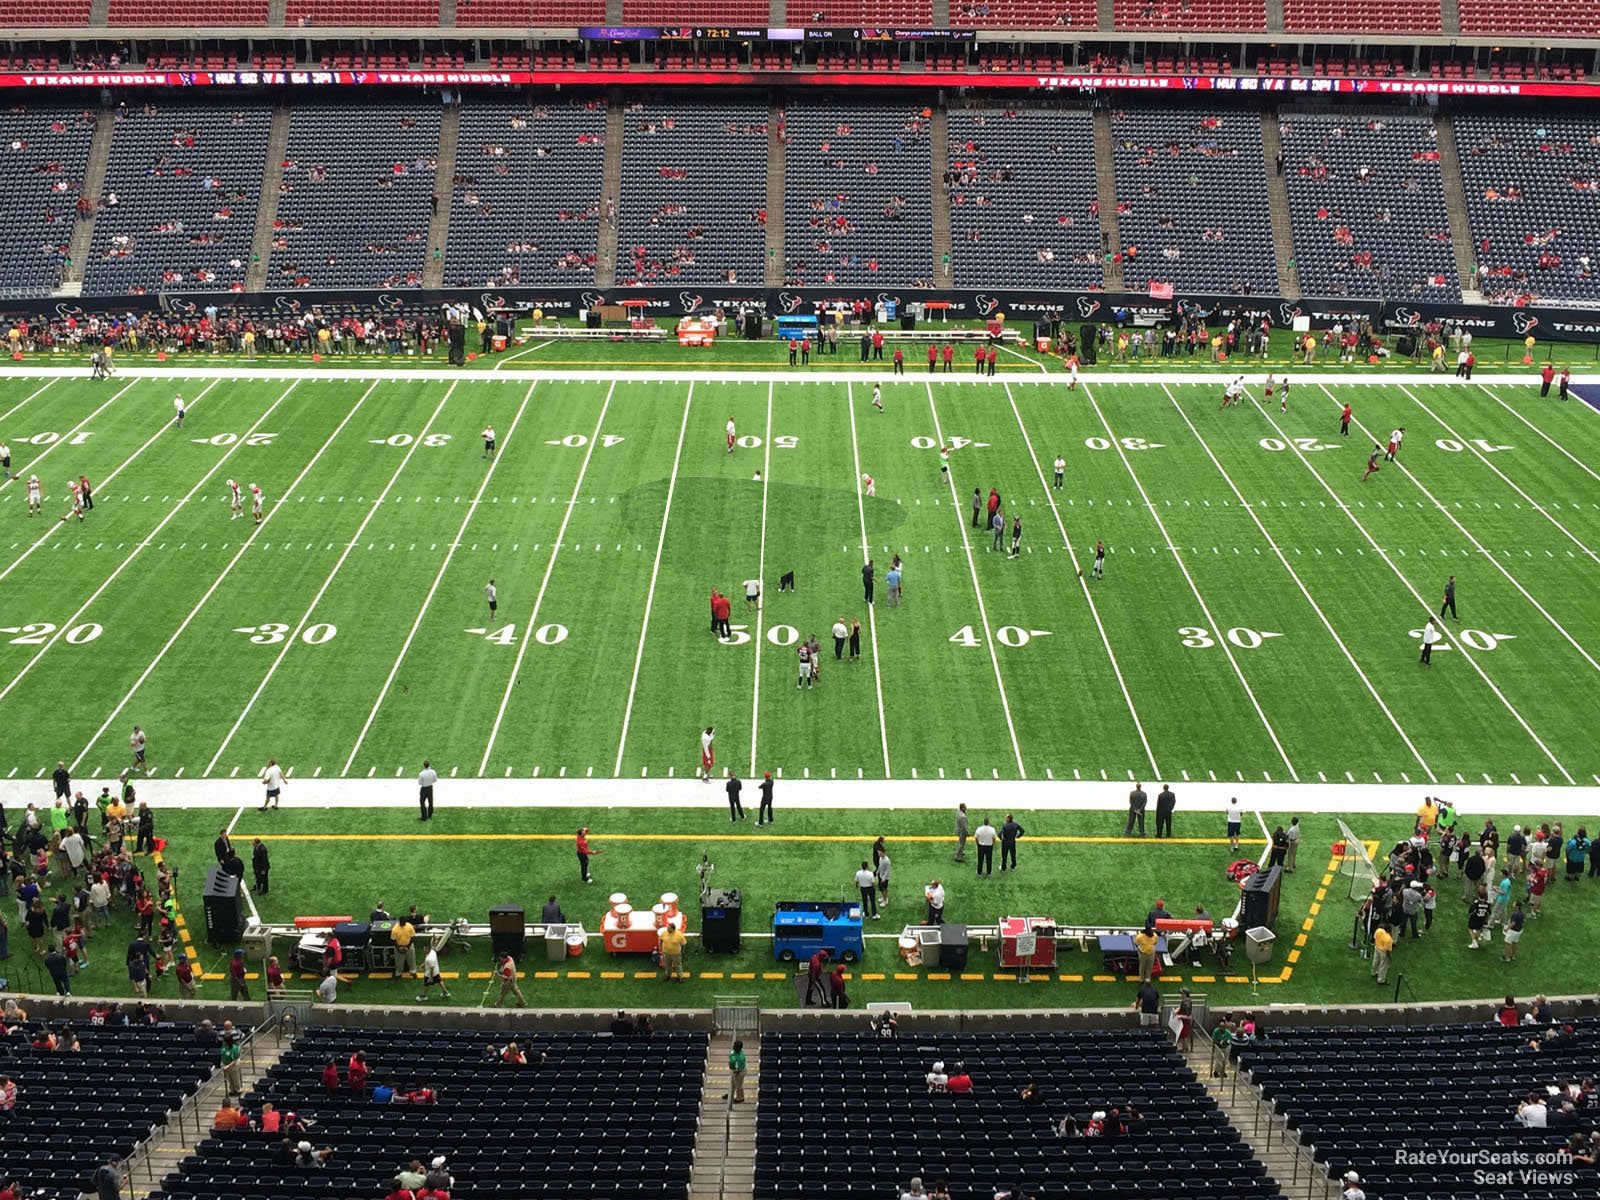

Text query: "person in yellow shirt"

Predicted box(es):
[658, 926, 687, 981]
[1134, 928, 1158, 983]
[1370, 923, 1394, 984]
[390, 917, 416, 977]
[1417, 797, 1439, 833]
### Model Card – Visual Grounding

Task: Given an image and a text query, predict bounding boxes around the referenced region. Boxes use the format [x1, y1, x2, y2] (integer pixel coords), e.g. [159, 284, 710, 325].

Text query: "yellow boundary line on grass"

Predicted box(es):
[235, 832, 1268, 845]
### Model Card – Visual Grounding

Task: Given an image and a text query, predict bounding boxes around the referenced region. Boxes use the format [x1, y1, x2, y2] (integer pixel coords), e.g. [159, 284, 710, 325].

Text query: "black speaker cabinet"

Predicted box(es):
[1240, 867, 1283, 931]
[489, 905, 526, 960]
[939, 925, 969, 970]
[203, 867, 243, 946]
[701, 888, 743, 954]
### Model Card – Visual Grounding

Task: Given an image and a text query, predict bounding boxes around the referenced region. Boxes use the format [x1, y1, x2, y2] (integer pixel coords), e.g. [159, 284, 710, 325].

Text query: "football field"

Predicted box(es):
[2, 366, 1600, 789]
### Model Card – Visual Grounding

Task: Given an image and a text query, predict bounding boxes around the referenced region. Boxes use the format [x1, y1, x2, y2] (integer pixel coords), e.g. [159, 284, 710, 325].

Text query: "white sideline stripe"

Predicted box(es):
[1085, 383, 1298, 781]
[748, 382, 774, 777]
[1003, 381, 1157, 778]
[925, 383, 1026, 777]
[1159, 383, 1435, 783]
[0, 377, 140, 495]
[0, 378, 221, 585]
[479, 381, 616, 775]
[0, 378, 56, 425]
[1399, 383, 1600, 569]
[1333, 384, 1600, 679]
[0, 384, 293, 710]
[72, 381, 380, 772]
[491, 339, 556, 369]
[5, 775, 1593, 814]
[204, 383, 458, 775]
[344, 381, 538, 775]
[846, 383, 892, 779]
[1293, 387, 1573, 783]
[611, 385, 693, 777]
[996, 343, 1050, 375]
[1476, 384, 1600, 488]
[0, 363, 1550, 387]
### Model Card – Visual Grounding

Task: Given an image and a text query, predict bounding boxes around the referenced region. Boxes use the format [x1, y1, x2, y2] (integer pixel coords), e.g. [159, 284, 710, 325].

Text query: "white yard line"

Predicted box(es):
[1160, 383, 1435, 783]
[748, 382, 774, 777]
[1399, 383, 1600, 568]
[203, 383, 458, 776]
[0, 384, 294, 710]
[846, 383, 892, 779]
[1083, 382, 1298, 782]
[1476, 384, 1600, 487]
[924, 382, 1027, 778]
[1325, 384, 1600, 679]
[0, 378, 222, 585]
[71, 382, 380, 772]
[1284, 388, 1573, 783]
[1003, 382, 1158, 779]
[491, 339, 556, 370]
[0, 377, 140, 494]
[343, 381, 539, 775]
[479, 382, 617, 775]
[997, 343, 1051, 375]
[611, 386, 694, 777]
[0, 378, 56, 426]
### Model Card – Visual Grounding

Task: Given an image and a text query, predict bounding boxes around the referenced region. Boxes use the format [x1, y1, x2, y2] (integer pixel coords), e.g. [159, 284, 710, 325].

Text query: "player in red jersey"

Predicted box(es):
[725, 417, 736, 454]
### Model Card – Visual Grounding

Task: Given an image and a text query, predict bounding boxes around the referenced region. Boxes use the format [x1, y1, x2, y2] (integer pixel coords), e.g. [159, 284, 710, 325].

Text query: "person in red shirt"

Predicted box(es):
[265, 955, 284, 996]
[829, 962, 847, 1010]
[927, 343, 938, 373]
[872, 329, 884, 359]
[800, 337, 811, 365]
[942, 344, 954, 372]
[322, 1059, 341, 1093]
[1540, 362, 1555, 397]
[1528, 863, 1549, 917]
[1340, 402, 1352, 437]
[386, 1185, 417, 1200]
[712, 591, 731, 640]
[575, 826, 600, 884]
[986, 347, 998, 377]
[892, 346, 904, 375]
[347, 1051, 369, 1090]
[946, 1064, 973, 1093]
[975, 345, 986, 375]
[259, 1101, 282, 1134]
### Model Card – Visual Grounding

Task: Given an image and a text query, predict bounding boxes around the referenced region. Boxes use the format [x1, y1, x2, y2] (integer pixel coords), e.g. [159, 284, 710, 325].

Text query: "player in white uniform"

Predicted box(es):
[26, 474, 42, 516]
[1067, 355, 1080, 389]
[129, 724, 148, 772]
[725, 418, 736, 454]
[173, 395, 186, 429]
[1220, 376, 1245, 409]
[249, 483, 263, 524]
[60, 481, 85, 523]
[1279, 377, 1291, 414]
[227, 479, 243, 520]
[0, 440, 11, 479]
[871, 384, 883, 412]
[862, 473, 875, 498]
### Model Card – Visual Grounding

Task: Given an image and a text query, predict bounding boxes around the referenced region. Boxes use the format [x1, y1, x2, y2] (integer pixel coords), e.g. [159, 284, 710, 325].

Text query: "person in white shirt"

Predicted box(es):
[899, 1177, 927, 1200]
[862, 473, 875, 498]
[249, 483, 263, 524]
[924, 1063, 948, 1093]
[129, 725, 147, 773]
[484, 579, 497, 619]
[1516, 1093, 1548, 1127]
[416, 943, 451, 1002]
[1385, 427, 1404, 461]
[1420, 616, 1441, 667]
[973, 818, 998, 876]
[924, 879, 945, 924]
[872, 384, 883, 412]
[855, 861, 879, 919]
[0, 441, 10, 479]
[315, 971, 338, 1004]
[481, 426, 496, 460]
[259, 758, 285, 811]
[1226, 797, 1243, 851]
[88, 878, 112, 927]
[725, 417, 737, 454]
[1340, 1171, 1365, 1200]
[173, 395, 186, 428]
[1053, 455, 1066, 489]
[26, 474, 41, 516]
[832, 618, 849, 660]
[417, 760, 438, 821]
[227, 479, 243, 519]
[743, 578, 760, 613]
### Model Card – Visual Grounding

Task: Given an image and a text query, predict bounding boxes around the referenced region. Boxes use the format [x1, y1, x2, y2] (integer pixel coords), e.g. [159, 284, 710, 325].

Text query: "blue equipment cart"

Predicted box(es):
[771, 900, 865, 963]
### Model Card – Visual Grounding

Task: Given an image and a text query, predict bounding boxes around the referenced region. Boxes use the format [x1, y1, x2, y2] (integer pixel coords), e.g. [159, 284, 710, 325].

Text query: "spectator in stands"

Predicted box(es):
[1340, 1172, 1364, 1200]
[1517, 1091, 1549, 1127]
[321, 1057, 341, 1093]
[212, 1096, 250, 1133]
[1495, 996, 1520, 1026]
[396, 1161, 428, 1192]
[925, 1061, 949, 1093]
[316, 969, 338, 1004]
[900, 1178, 927, 1200]
[425, 1157, 454, 1192]
[347, 1050, 370, 1090]
[92, 1157, 127, 1200]
[294, 1141, 334, 1167]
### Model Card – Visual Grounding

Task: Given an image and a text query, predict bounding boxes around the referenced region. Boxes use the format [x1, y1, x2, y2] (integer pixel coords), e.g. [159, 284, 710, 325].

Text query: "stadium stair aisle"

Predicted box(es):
[598, 98, 624, 289]
[267, 0, 287, 22]
[1185, 1042, 1311, 1198]
[61, 105, 115, 291]
[690, 1034, 759, 1200]
[1265, 0, 1284, 30]
[1092, 108, 1124, 291]
[1259, 111, 1300, 300]
[441, 0, 457, 24]
[132, 1037, 293, 1200]
[1433, 113, 1483, 301]
[423, 97, 462, 289]
[765, 102, 785, 289]
[1097, 0, 1113, 30]
[89, 0, 108, 21]
[246, 101, 293, 293]
[1439, 0, 1461, 33]
[930, 106, 953, 289]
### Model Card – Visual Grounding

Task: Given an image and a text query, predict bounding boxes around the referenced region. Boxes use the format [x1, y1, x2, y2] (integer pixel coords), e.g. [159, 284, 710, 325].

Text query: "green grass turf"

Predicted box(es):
[22, 805, 1591, 1014]
[4, 372, 1600, 782]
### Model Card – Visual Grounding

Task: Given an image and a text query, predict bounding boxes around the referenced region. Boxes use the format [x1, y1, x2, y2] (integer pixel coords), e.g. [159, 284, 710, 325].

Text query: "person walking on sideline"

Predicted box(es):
[855, 861, 879, 919]
[1370, 923, 1394, 984]
[1155, 784, 1176, 838]
[417, 760, 438, 821]
[1226, 797, 1243, 851]
[1000, 813, 1025, 872]
[849, 617, 861, 660]
[259, 758, 284, 811]
[1420, 617, 1441, 666]
[833, 617, 848, 660]
[699, 727, 716, 781]
[954, 803, 970, 863]
[495, 953, 525, 1006]
[575, 826, 601, 884]
[974, 816, 997, 876]
[1125, 784, 1147, 837]
[1440, 575, 1457, 620]
[725, 771, 744, 822]
[755, 771, 775, 825]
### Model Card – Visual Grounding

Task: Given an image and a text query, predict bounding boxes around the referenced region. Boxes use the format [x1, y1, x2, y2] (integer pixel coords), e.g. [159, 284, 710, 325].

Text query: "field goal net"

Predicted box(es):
[1336, 819, 1382, 900]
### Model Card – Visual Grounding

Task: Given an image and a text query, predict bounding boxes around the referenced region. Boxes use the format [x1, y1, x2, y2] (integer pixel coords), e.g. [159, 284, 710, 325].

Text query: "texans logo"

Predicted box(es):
[479, 293, 507, 312]
[1512, 313, 1539, 335]
[876, 291, 901, 308]
[376, 293, 407, 310]
[53, 303, 84, 318]
[1278, 303, 1303, 326]
[1076, 297, 1101, 319]
[677, 291, 705, 313]
[1391, 307, 1421, 326]
[169, 299, 197, 316]
[581, 290, 604, 309]
[779, 292, 803, 314]
[273, 296, 303, 314]
[974, 295, 1001, 316]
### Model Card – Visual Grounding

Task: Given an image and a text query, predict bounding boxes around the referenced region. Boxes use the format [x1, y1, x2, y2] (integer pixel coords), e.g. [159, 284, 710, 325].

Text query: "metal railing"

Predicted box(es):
[712, 995, 760, 1036]
[1206, 1036, 1336, 1200]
